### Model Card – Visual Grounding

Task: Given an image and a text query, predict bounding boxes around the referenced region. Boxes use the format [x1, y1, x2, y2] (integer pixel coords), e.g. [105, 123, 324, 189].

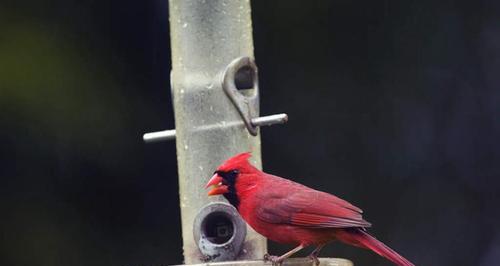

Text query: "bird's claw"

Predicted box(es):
[264, 254, 283, 266]
[308, 254, 320, 266]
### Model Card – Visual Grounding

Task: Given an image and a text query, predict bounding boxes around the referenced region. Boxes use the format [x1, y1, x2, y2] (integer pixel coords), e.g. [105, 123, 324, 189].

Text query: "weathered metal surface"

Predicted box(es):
[168, 0, 266, 263]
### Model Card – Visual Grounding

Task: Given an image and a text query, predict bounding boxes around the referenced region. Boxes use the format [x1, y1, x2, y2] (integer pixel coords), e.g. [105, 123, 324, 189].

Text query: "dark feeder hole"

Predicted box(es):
[194, 202, 247, 261]
[201, 211, 235, 244]
[234, 65, 256, 96]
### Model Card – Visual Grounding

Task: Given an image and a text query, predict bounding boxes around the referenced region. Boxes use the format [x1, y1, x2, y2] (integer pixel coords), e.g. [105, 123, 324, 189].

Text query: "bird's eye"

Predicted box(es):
[223, 170, 239, 182]
[230, 170, 239, 175]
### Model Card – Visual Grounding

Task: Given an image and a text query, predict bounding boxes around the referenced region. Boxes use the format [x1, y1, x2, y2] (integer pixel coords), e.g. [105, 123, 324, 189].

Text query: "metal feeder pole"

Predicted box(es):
[169, 0, 267, 264]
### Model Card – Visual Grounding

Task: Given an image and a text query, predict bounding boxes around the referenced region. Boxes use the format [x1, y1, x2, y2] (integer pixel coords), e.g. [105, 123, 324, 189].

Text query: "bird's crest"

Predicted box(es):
[217, 152, 253, 172]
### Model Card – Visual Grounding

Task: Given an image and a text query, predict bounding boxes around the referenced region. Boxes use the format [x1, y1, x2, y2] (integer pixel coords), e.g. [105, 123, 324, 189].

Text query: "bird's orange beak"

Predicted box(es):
[205, 173, 229, 196]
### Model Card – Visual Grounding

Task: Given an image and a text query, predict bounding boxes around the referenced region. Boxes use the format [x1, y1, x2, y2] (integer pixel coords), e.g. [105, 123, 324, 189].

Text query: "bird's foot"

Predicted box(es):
[308, 254, 320, 266]
[264, 254, 284, 266]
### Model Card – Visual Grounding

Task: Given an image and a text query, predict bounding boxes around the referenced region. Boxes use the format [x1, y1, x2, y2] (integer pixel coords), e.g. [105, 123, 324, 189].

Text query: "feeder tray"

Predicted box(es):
[180, 258, 353, 266]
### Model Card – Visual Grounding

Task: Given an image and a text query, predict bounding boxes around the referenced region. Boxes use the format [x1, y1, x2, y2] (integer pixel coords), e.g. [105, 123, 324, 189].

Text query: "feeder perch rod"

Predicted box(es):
[143, 113, 288, 143]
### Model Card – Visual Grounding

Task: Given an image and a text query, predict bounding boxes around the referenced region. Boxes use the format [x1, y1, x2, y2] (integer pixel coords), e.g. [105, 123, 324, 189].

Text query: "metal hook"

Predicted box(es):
[221, 57, 260, 136]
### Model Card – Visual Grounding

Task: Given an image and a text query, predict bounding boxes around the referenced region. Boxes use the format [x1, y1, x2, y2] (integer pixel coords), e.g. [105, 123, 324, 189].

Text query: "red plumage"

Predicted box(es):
[206, 153, 414, 266]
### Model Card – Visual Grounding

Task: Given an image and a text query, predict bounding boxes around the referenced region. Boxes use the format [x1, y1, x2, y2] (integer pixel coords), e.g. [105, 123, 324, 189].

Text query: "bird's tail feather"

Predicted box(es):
[337, 228, 414, 266]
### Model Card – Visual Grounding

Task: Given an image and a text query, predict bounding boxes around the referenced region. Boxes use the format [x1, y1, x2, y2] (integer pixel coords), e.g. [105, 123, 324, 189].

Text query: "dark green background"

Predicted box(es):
[1, 1, 499, 265]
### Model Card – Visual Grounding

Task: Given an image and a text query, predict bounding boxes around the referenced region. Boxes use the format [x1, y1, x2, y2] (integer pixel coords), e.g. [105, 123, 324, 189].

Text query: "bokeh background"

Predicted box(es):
[1, 1, 499, 265]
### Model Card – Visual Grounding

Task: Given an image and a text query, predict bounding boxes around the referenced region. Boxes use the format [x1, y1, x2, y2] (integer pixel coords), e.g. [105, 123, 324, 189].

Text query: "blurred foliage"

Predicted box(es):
[0, 19, 130, 162]
[1, 2, 180, 266]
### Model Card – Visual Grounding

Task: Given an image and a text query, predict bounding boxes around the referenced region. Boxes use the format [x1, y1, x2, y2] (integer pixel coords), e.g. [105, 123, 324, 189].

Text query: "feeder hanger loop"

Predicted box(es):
[142, 57, 288, 143]
[222, 56, 260, 136]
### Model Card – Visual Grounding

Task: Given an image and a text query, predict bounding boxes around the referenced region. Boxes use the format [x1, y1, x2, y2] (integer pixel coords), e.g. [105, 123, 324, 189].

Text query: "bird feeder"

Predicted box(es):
[143, 1, 352, 265]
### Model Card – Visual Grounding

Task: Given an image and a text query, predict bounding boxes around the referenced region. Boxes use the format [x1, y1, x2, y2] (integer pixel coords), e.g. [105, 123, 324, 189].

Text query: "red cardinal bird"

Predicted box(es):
[205, 153, 414, 266]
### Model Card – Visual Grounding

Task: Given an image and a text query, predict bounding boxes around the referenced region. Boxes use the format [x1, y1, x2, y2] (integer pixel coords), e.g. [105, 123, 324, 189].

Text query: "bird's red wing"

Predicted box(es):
[255, 183, 371, 228]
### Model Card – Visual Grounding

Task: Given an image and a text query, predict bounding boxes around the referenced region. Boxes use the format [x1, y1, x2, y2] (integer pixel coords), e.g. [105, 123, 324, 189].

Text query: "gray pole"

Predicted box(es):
[168, 0, 266, 263]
